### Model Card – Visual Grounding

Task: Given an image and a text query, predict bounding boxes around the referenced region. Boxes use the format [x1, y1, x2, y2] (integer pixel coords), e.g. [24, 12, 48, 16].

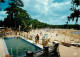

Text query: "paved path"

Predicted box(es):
[0, 38, 5, 57]
[59, 45, 80, 57]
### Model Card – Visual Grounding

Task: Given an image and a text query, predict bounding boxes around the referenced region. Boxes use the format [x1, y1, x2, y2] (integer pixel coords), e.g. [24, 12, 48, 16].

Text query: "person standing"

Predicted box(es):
[35, 34, 39, 44]
[2, 29, 5, 35]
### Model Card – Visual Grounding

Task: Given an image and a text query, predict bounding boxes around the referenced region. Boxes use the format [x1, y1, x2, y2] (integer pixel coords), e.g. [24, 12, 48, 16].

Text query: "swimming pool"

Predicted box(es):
[4, 37, 42, 57]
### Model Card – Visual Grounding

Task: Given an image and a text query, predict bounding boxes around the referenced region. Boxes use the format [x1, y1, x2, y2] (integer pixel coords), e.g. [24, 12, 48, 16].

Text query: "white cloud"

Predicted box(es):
[0, 11, 6, 15]
[0, 16, 3, 19]
[0, 0, 79, 24]
[22, 0, 76, 25]
[50, 1, 71, 10]
[61, 16, 66, 19]
[0, 11, 7, 20]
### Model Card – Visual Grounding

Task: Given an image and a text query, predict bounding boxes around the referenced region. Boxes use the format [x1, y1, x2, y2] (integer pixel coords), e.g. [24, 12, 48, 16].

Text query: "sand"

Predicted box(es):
[5, 28, 80, 57]
[25, 28, 80, 57]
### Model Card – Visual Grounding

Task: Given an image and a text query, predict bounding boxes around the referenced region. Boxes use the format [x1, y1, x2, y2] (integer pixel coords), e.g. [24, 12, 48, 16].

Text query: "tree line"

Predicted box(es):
[0, 19, 80, 30]
[0, 0, 80, 31]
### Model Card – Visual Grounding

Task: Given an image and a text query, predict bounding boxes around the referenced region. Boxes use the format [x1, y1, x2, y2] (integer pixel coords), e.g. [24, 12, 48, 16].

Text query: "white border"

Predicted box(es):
[3, 38, 9, 56]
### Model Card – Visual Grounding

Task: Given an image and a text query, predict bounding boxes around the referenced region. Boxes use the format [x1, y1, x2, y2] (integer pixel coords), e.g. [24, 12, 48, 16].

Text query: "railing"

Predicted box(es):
[16, 47, 18, 57]
[9, 42, 60, 57]
[11, 48, 13, 57]
[15, 32, 60, 57]
[10, 47, 28, 57]
[24, 42, 60, 57]
[10, 48, 18, 57]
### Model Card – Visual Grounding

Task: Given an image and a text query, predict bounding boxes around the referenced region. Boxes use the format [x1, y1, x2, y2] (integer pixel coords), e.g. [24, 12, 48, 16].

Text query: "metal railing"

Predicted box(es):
[24, 42, 60, 57]
[11, 48, 13, 57]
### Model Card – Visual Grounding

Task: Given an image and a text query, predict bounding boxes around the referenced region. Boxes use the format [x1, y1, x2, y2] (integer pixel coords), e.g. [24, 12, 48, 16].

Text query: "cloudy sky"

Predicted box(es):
[0, 0, 80, 25]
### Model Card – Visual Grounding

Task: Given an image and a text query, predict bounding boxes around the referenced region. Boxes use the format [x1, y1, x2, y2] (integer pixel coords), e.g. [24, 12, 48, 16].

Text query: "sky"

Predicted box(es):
[0, 0, 80, 25]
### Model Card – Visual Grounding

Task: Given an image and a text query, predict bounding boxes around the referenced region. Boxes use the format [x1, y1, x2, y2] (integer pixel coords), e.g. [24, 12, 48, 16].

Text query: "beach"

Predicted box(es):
[5, 28, 80, 57]
[24, 28, 80, 57]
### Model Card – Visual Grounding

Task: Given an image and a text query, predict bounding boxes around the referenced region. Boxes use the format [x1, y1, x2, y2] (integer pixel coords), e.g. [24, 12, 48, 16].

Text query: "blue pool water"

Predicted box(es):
[4, 37, 41, 57]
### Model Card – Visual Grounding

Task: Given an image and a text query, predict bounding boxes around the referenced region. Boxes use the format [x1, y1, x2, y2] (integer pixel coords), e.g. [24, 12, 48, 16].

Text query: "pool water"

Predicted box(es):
[4, 37, 41, 57]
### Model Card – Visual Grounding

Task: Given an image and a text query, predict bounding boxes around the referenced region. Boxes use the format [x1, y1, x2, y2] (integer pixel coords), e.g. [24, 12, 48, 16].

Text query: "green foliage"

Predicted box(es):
[0, 20, 4, 26]
[3, 0, 80, 31]
[67, 0, 80, 24]
[4, 0, 31, 29]
[21, 20, 27, 29]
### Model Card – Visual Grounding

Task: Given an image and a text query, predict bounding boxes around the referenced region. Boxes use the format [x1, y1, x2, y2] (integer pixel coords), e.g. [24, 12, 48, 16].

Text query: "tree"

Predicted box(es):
[4, 0, 32, 31]
[4, 0, 23, 27]
[14, 7, 31, 28]
[0, 0, 5, 2]
[67, 0, 80, 24]
[0, 20, 4, 26]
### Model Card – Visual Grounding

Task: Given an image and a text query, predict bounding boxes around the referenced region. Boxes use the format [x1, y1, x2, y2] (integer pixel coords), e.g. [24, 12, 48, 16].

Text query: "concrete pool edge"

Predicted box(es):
[4, 36, 43, 57]
[5, 36, 43, 49]
[0, 38, 5, 57]
[19, 36, 43, 49]
[3, 38, 9, 57]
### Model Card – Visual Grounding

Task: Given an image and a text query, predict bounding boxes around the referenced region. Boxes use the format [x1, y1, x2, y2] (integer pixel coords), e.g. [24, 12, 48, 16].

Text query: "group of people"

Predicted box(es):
[1, 28, 13, 36]
[35, 34, 49, 46]
[1, 29, 5, 35]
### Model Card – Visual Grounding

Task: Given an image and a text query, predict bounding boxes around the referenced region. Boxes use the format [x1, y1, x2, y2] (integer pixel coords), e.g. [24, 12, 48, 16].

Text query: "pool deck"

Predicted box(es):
[20, 36, 43, 49]
[0, 35, 43, 57]
[0, 38, 5, 57]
